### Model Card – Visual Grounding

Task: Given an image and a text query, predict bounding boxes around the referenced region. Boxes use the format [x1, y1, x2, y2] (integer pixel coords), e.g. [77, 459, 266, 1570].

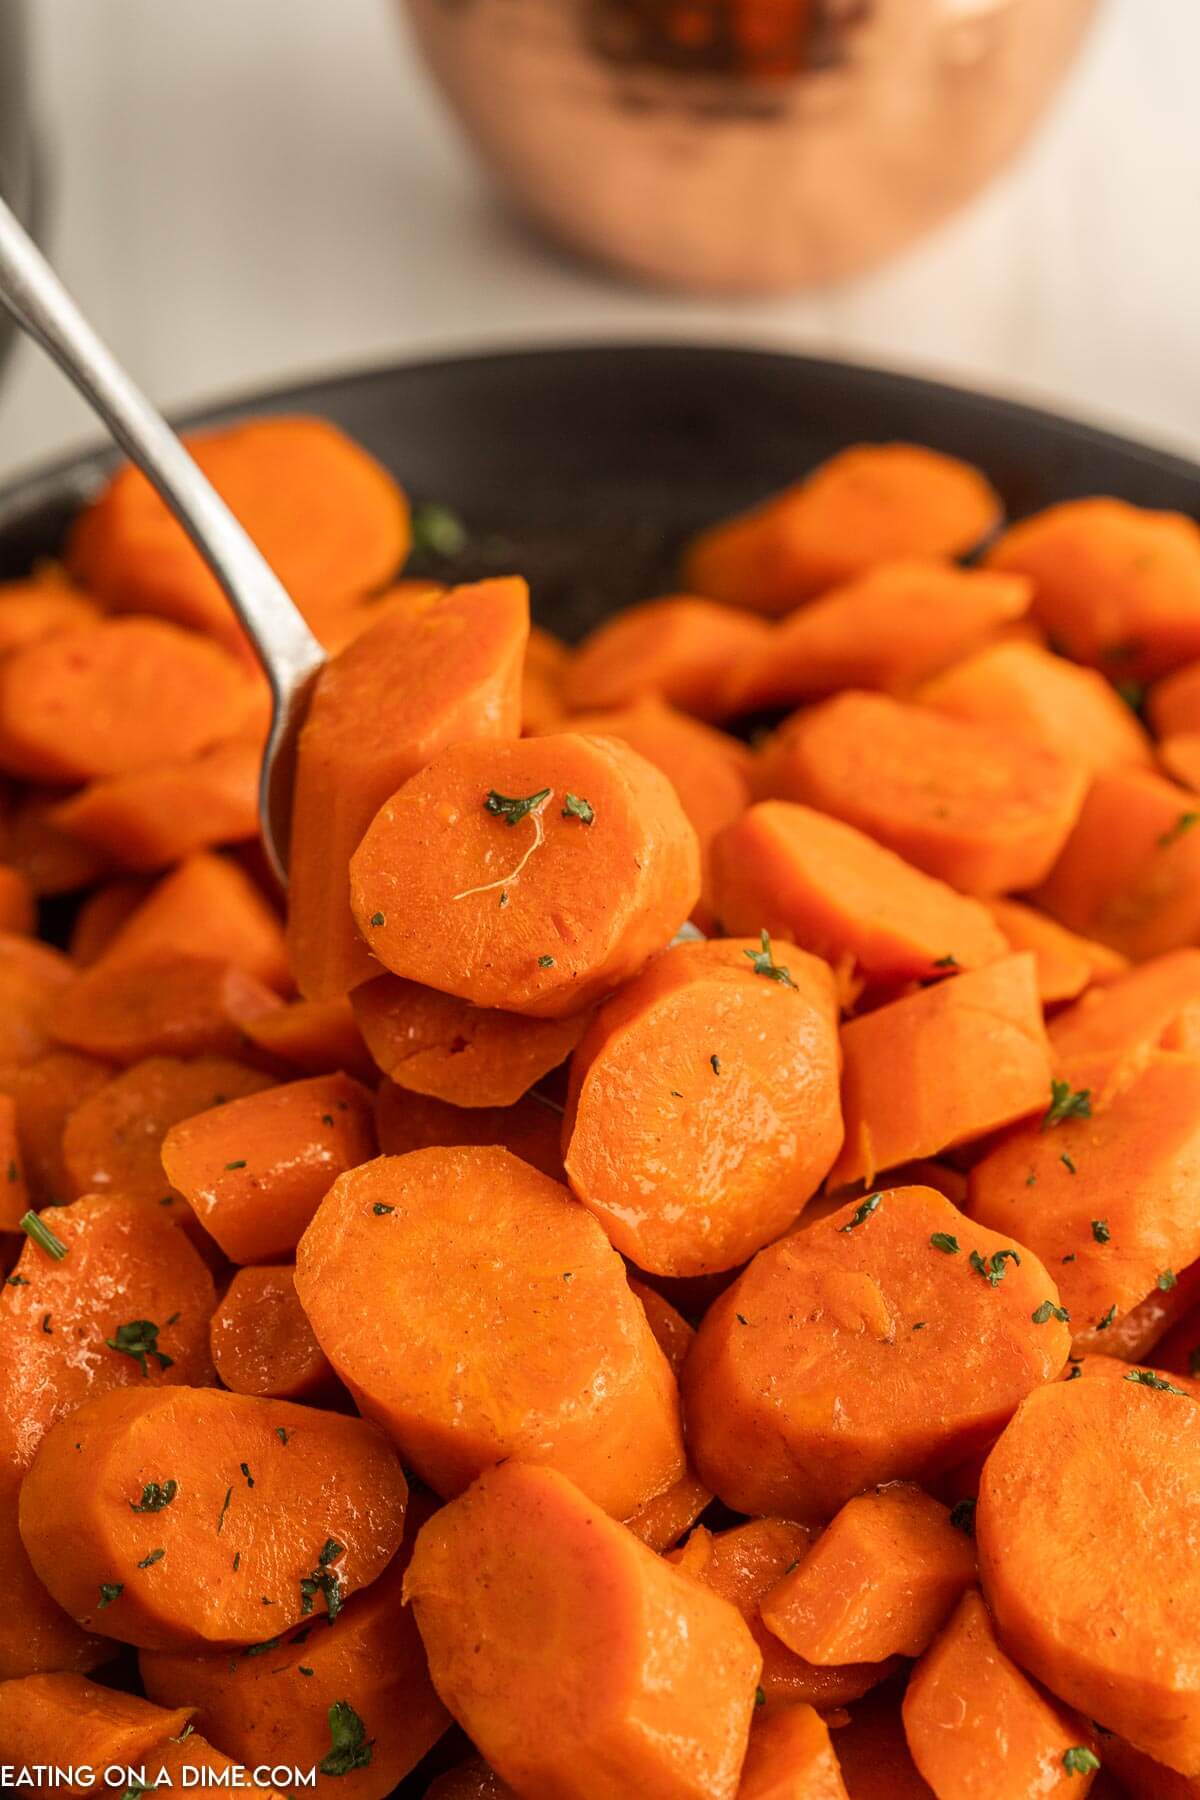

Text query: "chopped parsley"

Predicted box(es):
[949, 1498, 976, 1537]
[276, 1428, 289, 1446]
[40, 1313, 52, 1334]
[969, 1248, 1021, 1288]
[1126, 1369, 1188, 1395]
[217, 1486, 233, 1534]
[372, 1203, 395, 1216]
[744, 930, 795, 987]
[240, 1462, 255, 1487]
[97, 1582, 123, 1610]
[6, 1160, 17, 1183]
[1159, 810, 1200, 849]
[1062, 1747, 1100, 1776]
[932, 954, 958, 969]
[710, 1054, 721, 1074]
[562, 793, 595, 826]
[538, 955, 555, 968]
[1159, 1269, 1178, 1291]
[369, 912, 385, 928]
[840, 1193, 882, 1233]
[736, 1313, 749, 1326]
[224, 1159, 247, 1171]
[105, 1319, 173, 1378]
[19, 1210, 68, 1261]
[1096, 1304, 1117, 1331]
[754, 1686, 766, 1708]
[410, 500, 466, 558]
[1060, 1152, 1077, 1175]
[1042, 1080, 1091, 1130]
[137, 1548, 165, 1570]
[485, 787, 551, 828]
[1091, 1219, 1110, 1244]
[930, 1232, 959, 1255]
[1032, 1300, 1070, 1325]
[299, 1665, 315, 1677]
[301, 1541, 346, 1623]
[243, 1636, 283, 1659]
[130, 1480, 177, 1513]
[319, 1701, 373, 1777]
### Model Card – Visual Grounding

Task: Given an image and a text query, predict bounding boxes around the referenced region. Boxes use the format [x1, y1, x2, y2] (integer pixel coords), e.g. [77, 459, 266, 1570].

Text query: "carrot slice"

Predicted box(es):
[831, 1692, 936, 1800]
[723, 561, 1030, 714]
[564, 936, 843, 1276]
[373, 1080, 565, 1180]
[738, 1705, 850, 1799]
[20, 1384, 408, 1651]
[161, 1071, 376, 1262]
[95, 851, 290, 993]
[287, 578, 528, 1003]
[61, 1054, 273, 1208]
[67, 415, 410, 639]
[986, 495, 1200, 681]
[209, 1264, 336, 1402]
[685, 445, 1001, 614]
[903, 1590, 1098, 1798]
[141, 1733, 290, 1800]
[49, 951, 282, 1065]
[3, 790, 112, 895]
[68, 877, 152, 964]
[0, 863, 35, 935]
[51, 737, 260, 870]
[301, 576, 445, 656]
[404, 1460, 761, 1799]
[349, 733, 700, 1019]
[0, 1674, 193, 1790]
[1098, 1736, 1200, 1798]
[0, 619, 256, 784]
[985, 897, 1128, 1006]
[295, 1146, 685, 1517]
[0, 567, 102, 652]
[917, 639, 1153, 772]
[1069, 1259, 1200, 1366]
[351, 972, 586, 1106]
[760, 1484, 976, 1665]
[563, 595, 770, 720]
[684, 1185, 1070, 1520]
[0, 932, 75, 1066]
[1030, 764, 1200, 960]
[522, 623, 569, 733]
[1048, 950, 1200, 1086]
[978, 1374, 1200, 1772]
[239, 995, 375, 1083]
[756, 692, 1087, 896]
[828, 955, 1050, 1189]
[713, 802, 1009, 986]
[0, 1049, 113, 1205]
[621, 1277, 712, 1551]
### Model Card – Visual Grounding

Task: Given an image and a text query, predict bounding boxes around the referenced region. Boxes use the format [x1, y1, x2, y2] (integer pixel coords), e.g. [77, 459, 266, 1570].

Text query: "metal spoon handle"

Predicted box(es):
[0, 196, 323, 697]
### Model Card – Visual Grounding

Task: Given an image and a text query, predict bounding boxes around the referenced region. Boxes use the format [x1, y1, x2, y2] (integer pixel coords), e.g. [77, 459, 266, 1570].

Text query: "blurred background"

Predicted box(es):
[0, 0, 1196, 484]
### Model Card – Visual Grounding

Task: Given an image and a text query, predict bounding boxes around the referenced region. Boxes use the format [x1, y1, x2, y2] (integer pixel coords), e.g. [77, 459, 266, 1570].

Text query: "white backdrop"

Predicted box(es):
[0, 0, 1197, 481]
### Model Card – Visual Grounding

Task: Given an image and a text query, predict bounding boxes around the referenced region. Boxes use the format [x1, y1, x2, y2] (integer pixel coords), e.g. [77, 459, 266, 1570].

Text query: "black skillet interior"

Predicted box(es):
[2, 343, 1200, 1795]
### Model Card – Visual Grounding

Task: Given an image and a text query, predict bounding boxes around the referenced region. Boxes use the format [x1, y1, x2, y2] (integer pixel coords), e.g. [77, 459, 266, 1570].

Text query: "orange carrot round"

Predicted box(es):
[94, 851, 290, 994]
[209, 1264, 337, 1403]
[984, 897, 1127, 1006]
[3, 790, 112, 896]
[51, 737, 260, 870]
[0, 933, 75, 1067]
[0, 1049, 113, 1206]
[49, 951, 282, 1065]
[0, 1674, 193, 1788]
[239, 995, 375, 1084]
[563, 595, 770, 720]
[0, 567, 103, 651]
[373, 1080, 566, 1181]
[68, 877, 152, 964]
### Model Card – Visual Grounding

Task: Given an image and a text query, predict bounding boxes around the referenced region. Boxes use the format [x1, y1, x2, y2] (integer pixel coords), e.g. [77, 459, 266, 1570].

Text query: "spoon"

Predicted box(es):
[0, 195, 326, 885]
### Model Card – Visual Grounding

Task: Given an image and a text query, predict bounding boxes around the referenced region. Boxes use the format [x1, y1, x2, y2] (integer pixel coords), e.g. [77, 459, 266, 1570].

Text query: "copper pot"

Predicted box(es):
[402, 0, 1099, 294]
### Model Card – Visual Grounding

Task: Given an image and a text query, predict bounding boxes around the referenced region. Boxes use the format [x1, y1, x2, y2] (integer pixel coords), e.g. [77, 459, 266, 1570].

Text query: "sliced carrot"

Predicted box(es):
[522, 623, 569, 733]
[373, 1080, 565, 1180]
[68, 876, 151, 964]
[903, 1590, 1098, 1798]
[916, 639, 1153, 772]
[0, 1674, 193, 1791]
[238, 995, 376, 1085]
[0, 1048, 113, 1207]
[1070, 1258, 1200, 1365]
[350, 732, 700, 1019]
[985, 897, 1128, 1006]
[563, 595, 770, 720]
[1030, 764, 1200, 960]
[50, 951, 282, 1065]
[288, 578, 528, 1003]
[141, 1732, 290, 1800]
[0, 932, 75, 1066]
[425, 1763, 515, 1800]
[0, 566, 103, 652]
[3, 790, 111, 895]
[20, 1385, 408, 1650]
[0, 619, 256, 784]
[827, 955, 1050, 1189]
[67, 415, 410, 640]
[755, 692, 1087, 896]
[351, 972, 586, 1106]
[0, 1095, 30, 1230]
[760, 1484, 976, 1666]
[978, 1374, 1200, 1772]
[95, 851, 290, 993]
[622, 1276, 712, 1551]
[162, 1071, 376, 1263]
[404, 1460, 761, 1799]
[685, 445, 1001, 614]
[986, 495, 1200, 681]
[61, 1054, 273, 1208]
[738, 1704, 850, 1798]
[1159, 733, 1200, 793]
[301, 576, 445, 657]
[1099, 1733, 1200, 1799]
[722, 561, 1030, 714]
[713, 802, 1009, 986]
[1047, 949, 1200, 1086]
[0, 864, 35, 935]
[51, 737, 260, 870]
[684, 1184, 1070, 1520]
[209, 1264, 336, 1403]
[295, 1146, 685, 1517]
[564, 935, 843, 1275]
[831, 1692, 936, 1800]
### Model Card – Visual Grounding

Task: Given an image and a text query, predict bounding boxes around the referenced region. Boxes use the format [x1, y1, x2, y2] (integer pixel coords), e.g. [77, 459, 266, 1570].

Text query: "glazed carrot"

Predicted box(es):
[0, 1095, 30, 1230]
[67, 415, 410, 640]
[968, 1050, 1200, 1335]
[827, 955, 1050, 1189]
[738, 1704, 849, 1799]
[0, 1192, 215, 1677]
[831, 1692, 936, 1800]
[522, 623, 570, 733]
[0, 932, 75, 1066]
[0, 619, 257, 784]
[1030, 764, 1200, 960]
[141, 1732, 290, 1799]
[0, 864, 35, 934]
[351, 972, 587, 1107]
[141, 1494, 448, 1797]
[161, 1071, 376, 1262]
[1159, 733, 1200, 793]
[49, 951, 282, 1064]
[209, 1264, 337, 1402]
[760, 1484, 976, 1665]
[563, 595, 770, 720]
[916, 639, 1153, 772]
[288, 578, 528, 1003]
[1149, 1282, 1200, 1382]
[295, 1146, 685, 1516]
[21, 1384, 408, 1651]
[712, 803, 1009, 986]
[1070, 1257, 1200, 1365]
[0, 1674, 193, 1789]
[684, 1185, 1070, 1520]
[404, 1460, 762, 1800]
[1047, 950, 1200, 1086]
[564, 935, 843, 1275]
[349, 733, 700, 1019]
[95, 851, 290, 993]
[2, 790, 111, 895]
[621, 1276, 712, 1551]
[684, 445, 1002, 615]
[425, 1763, 515, 1800]
[722, 561, 1031, 714]
[903, 1590, 1098, 1799]
[984, 898, 1128, 1006]
[51, 737, 260, 870]
[302, 577, 445, 657]
[240, 995, 375, 1083]
[374, 1081, 566, 1181]
[755, 692, 1087, 896]
[61, 1054, 273, 1208]
[68, 876, 150, 964]
[0, 567, 102, 652]
[1099, 1734, 1200, 1799]
[986, 495, 1200, 681]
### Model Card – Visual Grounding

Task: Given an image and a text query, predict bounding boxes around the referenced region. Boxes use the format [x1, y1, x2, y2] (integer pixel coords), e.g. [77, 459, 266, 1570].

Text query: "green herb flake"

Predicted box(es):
[538, 954, 555, 969]
[137, 1548, 165, 1570]
[1159, 811, 1200, 849]
[1062, 1747, 1100, 1776]
[18, 1210, 68, 1262]
[6, 1160, 17, 1183]
[1062, 1253, 1077, 1263]
[1126, 1368, 1189, 1395]
[1060, 1152, 1077, 1175]
[1115, 679, 1146, 716]
[97, 1582, 123, 1610]
[1025, 1171, 1037, 1187]
[319, 1700, 373, 1777]
[930, 1232, 959, 1255]
[499, 890, 509, 909]
[1032, 1300, 1070, 1325]
[736, 1313, 749, 1326]
[299, 1665, 315, 1677]
[369, 912, 385, 929]
[562, 793, 595, 826]
[969, 1248, 1021, 1288]
[105, 1319, 173, 1378]
[1066, 1365, 1083, 1380]
[40, 1313, 52, 1334]
[710, 1054, 721, 1075]
[912, 1321, 927, 1331]
[932, 954, 958, 969]
[321, 1114, 334, 1127]
[319, 1538, 345, 1567]
[5, 1274, 28, 1286]
[840, 1193, 882, 1233]
[484, 787, 552, 829]
[224, 1159, 247, 1171]
[410, 500, 466, 558]
[372, 1203, 394, 1216]
[240, 1462, 255, 1487]
[1097, 1304, 1117, 1331]
[744, 930, 795, 987]
[243, 1636, 283, 1659]
[1091, 1219, 1111, 1244]
[1042, 1080, 1091, 1130]
[949, 1498, 976, 1538]
[754, 1686, 766, 1709]
[130, 1480, 177, 1513]
[233, 1552, 241, 1572]
[216, 1486, 233, 1534]
[276, 1427, 289, 1446]
[1159, 1269, 1178, 1291]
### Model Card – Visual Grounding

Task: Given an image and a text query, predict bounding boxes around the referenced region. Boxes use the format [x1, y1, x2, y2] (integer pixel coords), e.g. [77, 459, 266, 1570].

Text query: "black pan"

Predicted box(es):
[2, 343, 1199, 1796]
